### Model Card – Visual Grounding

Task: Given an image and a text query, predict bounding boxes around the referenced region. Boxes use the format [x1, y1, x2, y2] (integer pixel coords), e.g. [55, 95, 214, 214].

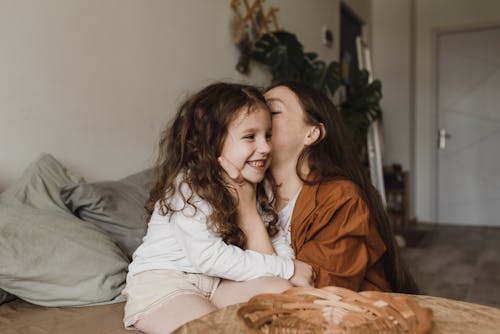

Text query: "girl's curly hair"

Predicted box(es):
[146, 82, 279, 248]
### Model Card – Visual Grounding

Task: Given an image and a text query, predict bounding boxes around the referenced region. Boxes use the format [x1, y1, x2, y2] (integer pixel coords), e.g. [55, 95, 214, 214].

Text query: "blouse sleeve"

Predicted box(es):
[295, 195, 375, 290]
[171, 199, 294, 282]
[271, 227, 295, 259]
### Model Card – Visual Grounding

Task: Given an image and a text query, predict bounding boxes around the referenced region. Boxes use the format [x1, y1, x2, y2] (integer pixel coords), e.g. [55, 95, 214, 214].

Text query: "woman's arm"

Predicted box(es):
[295, 194, 383, 290]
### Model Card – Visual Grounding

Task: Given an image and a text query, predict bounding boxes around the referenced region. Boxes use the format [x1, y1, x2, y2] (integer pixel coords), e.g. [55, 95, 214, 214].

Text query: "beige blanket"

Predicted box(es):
[0, 300, 139, 334]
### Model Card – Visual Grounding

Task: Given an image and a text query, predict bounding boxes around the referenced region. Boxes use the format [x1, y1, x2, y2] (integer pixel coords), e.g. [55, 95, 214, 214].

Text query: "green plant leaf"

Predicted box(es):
[237, 30, 383, 153]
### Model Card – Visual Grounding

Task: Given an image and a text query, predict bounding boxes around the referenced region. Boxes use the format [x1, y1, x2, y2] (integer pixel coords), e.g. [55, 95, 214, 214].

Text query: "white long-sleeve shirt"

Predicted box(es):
[128, 182, 294, 281]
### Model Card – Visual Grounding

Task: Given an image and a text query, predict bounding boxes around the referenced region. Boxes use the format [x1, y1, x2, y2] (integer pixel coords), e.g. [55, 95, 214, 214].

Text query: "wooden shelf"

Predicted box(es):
[384, 165, 409, 228]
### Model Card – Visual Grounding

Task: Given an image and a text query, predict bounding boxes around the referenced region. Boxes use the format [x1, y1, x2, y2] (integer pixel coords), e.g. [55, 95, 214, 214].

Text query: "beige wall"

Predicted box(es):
[344, 0, 372, 43]
[1, 0, 363, 190]
[371, 0, 411, 170]
[371, 0, 413, 215]
[275, 0, 340, 62]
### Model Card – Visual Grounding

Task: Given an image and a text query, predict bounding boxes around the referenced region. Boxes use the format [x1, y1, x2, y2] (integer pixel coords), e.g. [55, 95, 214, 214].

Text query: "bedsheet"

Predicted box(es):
[0, 300, 139, 334]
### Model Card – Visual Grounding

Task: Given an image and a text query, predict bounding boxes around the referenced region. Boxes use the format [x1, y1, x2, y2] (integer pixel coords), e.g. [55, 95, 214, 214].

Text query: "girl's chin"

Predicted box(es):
[241, 171, 266, 184]
[242, 177, 265, 184]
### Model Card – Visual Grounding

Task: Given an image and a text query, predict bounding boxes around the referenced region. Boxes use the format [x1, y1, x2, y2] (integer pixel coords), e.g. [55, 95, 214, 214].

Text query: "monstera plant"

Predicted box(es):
[235, 31, 382, 151]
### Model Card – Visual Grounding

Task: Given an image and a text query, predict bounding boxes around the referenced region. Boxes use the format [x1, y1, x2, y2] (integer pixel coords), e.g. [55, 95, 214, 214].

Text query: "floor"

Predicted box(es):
[399, 223, 500, 308]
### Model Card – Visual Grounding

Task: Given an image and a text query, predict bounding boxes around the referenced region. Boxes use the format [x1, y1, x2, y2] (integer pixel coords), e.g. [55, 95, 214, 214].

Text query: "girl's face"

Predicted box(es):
[220, 105, 272, 184]
[265, 86, 311, 170]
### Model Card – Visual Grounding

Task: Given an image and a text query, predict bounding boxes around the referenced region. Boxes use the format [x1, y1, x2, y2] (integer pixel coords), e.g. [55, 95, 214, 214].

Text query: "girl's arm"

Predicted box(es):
[237, 204, 276, 255]
[171, 198, 294, 282]
[218, 156, 276, 254]
[238, 206, 294, 258]
[212, 157, 300, 282]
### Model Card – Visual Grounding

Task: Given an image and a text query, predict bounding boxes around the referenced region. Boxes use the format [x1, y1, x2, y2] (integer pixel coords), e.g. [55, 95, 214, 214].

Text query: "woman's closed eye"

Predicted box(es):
[267, 100, 283, 116]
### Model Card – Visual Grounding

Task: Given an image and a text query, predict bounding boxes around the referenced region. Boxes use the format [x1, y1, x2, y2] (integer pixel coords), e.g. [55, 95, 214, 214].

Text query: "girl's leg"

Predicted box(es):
[211, 276, 292, 308]
[134, 294, 217, 334]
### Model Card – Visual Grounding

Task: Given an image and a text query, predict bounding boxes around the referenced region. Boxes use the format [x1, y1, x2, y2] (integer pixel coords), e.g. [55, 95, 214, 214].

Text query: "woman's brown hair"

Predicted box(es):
[146, 82, 279, 248]
[266, 81, 419, 294]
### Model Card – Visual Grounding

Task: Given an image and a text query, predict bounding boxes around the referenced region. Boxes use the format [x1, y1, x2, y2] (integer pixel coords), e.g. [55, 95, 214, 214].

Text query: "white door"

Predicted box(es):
[437, 27, 500, 226]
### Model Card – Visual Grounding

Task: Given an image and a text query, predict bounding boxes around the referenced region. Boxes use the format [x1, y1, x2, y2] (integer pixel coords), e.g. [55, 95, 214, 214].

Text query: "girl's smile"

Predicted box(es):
[220, 105, 272, 184]
[247, 159, 267, 170]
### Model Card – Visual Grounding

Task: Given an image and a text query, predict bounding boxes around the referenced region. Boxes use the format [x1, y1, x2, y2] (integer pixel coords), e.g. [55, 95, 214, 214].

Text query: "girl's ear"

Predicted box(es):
[304, 123, 325, 146]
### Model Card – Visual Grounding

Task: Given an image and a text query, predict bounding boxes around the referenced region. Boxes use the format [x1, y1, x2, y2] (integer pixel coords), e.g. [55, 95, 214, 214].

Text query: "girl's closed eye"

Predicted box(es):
[266, 132, 272, 142]
[243, 133, 255, 140]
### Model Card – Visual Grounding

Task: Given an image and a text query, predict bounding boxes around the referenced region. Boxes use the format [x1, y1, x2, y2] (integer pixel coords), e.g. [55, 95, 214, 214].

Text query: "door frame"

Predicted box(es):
[432, 23, 500, 224]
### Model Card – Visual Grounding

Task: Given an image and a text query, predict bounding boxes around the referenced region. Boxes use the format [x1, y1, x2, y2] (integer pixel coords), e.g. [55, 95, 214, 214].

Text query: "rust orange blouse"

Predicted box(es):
[291, 178, 392, 292]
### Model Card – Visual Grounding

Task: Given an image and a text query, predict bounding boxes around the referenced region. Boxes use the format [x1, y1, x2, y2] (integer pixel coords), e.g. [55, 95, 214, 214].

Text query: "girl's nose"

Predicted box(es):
[258, 138, 271, 154]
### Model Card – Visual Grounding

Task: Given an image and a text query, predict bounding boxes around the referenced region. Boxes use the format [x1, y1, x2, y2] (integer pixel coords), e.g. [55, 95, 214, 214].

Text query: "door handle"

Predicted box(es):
[438, 128, 452, 149]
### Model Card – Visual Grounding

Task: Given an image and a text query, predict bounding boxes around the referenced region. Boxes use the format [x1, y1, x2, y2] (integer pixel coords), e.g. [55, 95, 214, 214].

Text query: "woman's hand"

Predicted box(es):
[289, 260, 315, 288]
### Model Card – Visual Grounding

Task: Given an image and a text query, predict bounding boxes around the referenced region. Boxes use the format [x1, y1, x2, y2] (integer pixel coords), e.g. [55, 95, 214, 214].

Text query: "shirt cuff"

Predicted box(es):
[280, 257, 294, 280]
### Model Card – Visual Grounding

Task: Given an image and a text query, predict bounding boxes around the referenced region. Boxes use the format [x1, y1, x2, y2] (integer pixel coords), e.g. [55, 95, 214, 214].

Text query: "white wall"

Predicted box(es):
[0, 0, 348, 191]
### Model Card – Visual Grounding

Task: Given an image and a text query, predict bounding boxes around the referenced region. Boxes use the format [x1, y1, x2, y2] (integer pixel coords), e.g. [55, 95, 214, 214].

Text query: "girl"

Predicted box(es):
[264, 81, 418, 294]
[122, 82, 314, 334]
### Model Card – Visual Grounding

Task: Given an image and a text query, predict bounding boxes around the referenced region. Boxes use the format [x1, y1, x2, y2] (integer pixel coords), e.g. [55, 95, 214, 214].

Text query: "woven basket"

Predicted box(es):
[237, 286, 433, 334]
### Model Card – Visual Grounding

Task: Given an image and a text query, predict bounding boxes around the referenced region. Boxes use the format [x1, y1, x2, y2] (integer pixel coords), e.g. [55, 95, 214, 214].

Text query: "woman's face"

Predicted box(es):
[265, 86, 311, 171]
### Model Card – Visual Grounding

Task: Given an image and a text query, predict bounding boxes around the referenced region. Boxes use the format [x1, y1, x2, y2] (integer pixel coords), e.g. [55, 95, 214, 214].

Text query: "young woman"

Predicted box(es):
[122, 82, 314, 334]
[264, 81, 418, 294]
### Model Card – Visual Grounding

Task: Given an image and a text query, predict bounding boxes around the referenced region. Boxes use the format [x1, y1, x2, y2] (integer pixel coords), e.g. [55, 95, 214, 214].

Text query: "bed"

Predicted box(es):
[0, 299, 138, 334]
[0, 154, 151, 334]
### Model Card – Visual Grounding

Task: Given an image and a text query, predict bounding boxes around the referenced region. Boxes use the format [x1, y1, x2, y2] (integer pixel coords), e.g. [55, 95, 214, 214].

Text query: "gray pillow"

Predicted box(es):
[60, 169, 153, 258]
[0, 154, 129, 306]
[0, 153, 84, 210]
[0, 288, 16, 305]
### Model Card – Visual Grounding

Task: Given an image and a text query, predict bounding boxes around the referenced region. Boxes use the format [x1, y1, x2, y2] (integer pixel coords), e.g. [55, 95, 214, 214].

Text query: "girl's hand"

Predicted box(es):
[289, 260, 315, 288]
[218, 156, 275, 254]
[218, 156, 245, 184]
[218, 156, 256, 209]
